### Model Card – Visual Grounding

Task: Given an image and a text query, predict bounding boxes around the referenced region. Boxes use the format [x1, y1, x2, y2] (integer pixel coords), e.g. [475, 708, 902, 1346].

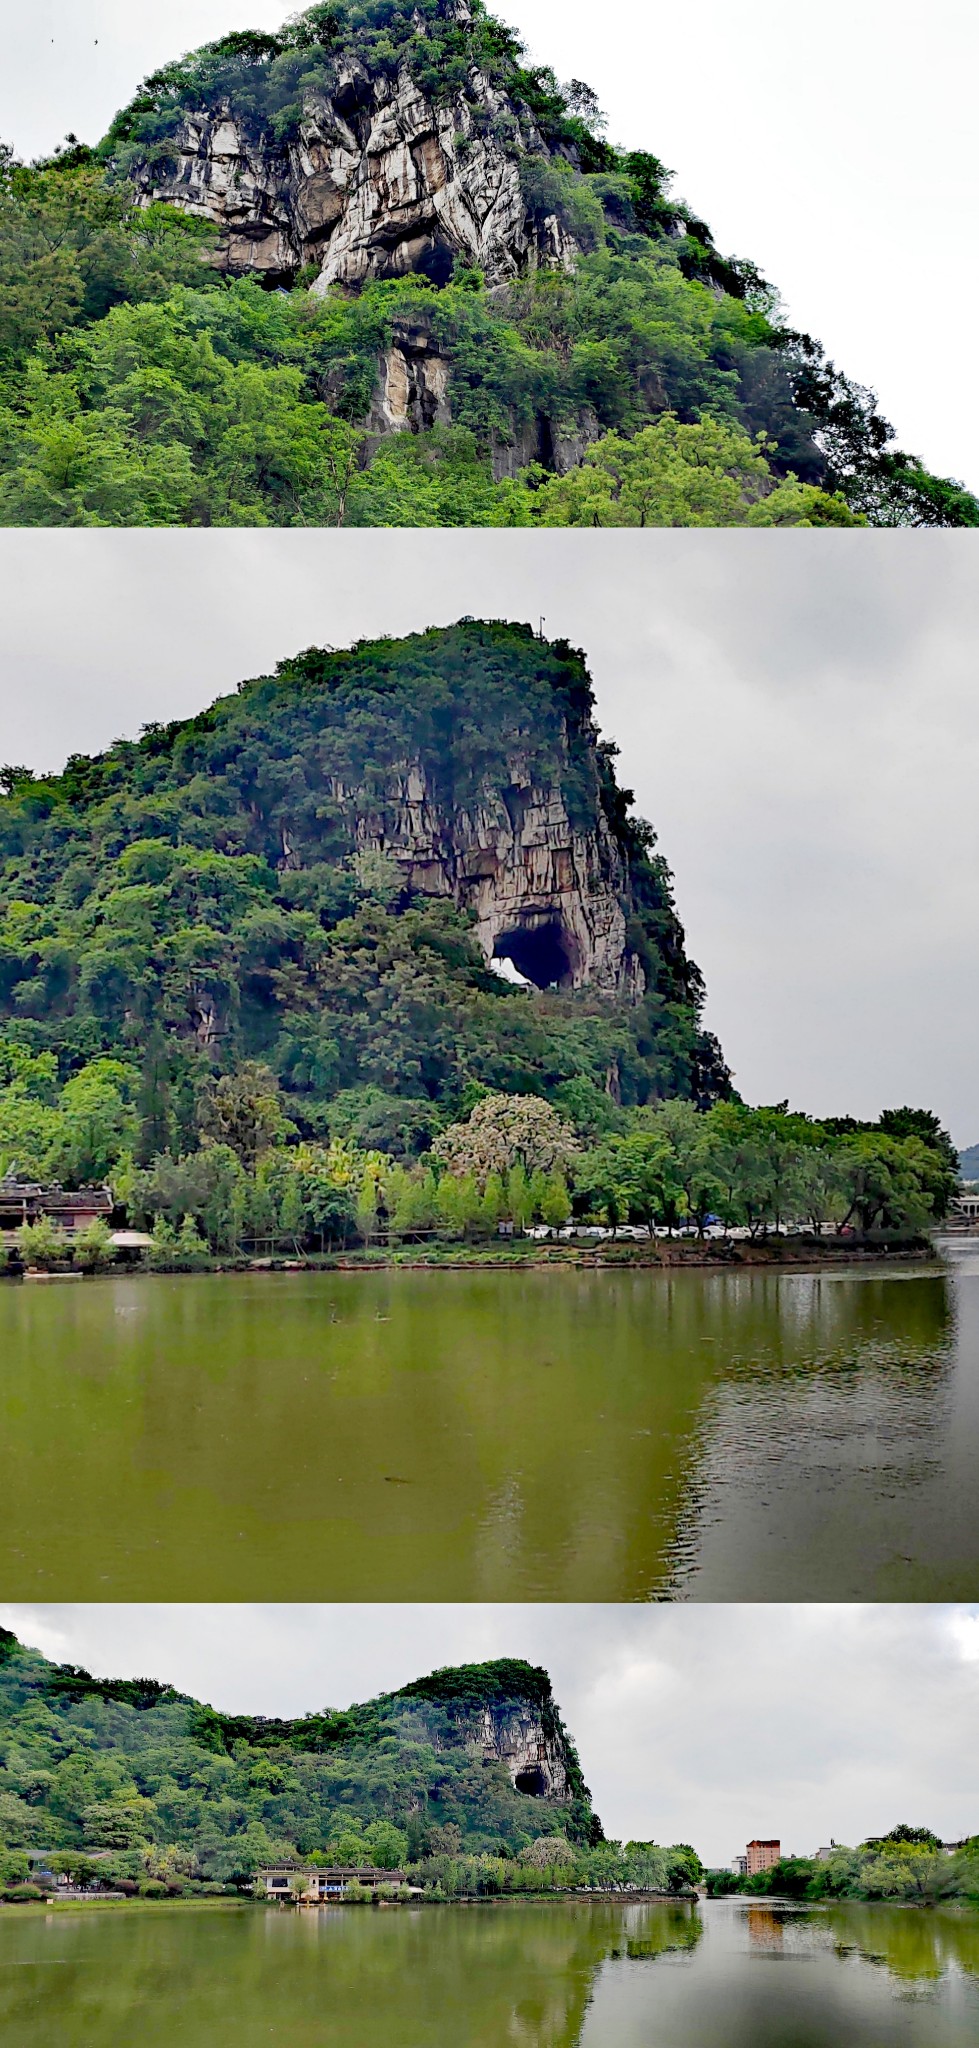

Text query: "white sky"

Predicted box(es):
[0, 529, 976, 1146]
[0, 2, 975, 489]
[1, 1602, 976, 1866]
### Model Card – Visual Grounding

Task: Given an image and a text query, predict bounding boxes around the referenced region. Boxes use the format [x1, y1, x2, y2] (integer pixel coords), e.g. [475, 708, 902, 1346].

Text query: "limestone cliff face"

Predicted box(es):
[416, 1698, 570, 1801]
[134, 63, 578, 294]
[466, 1700, 570, 1800]
[317, 747, 641, 997]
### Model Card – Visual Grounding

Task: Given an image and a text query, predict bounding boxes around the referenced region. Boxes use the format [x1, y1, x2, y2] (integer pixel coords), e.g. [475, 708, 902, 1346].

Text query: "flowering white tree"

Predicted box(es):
[432, 1093, 578, 1187]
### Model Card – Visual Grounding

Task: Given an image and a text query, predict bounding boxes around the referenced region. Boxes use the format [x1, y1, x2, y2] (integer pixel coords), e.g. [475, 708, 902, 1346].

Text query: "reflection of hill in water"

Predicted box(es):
[0, 1900, 699, 2048]
[0, 1265, 963, 1599]
[3, 1901, 976, 2044]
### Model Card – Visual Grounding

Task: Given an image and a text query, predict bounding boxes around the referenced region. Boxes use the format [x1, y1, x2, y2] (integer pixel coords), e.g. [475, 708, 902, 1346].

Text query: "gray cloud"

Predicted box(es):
[1, 529, 976, 1140]
[2, 1603, 977, 1865]
[0, 2, 975, 482]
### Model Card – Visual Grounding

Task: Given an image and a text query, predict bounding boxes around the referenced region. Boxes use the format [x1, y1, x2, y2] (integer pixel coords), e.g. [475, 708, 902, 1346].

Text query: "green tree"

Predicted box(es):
[279, 1168, 307, 1249]
[175, 1213, 210, 1268]
[147, 1214, 177, 1269]
[540, 1172, 571, 1229]
[15, 1216, 65, 1268]
[664, 1842, 704, 1892]
[479, 1169, 507, 1235]
[646, 1099, 721, 1233]
[529, 417, 864, 528]
[72, 1217, 115, 1271]
[197, 1062, 292, 1168]
[506, 1162, 533, 1233]
[48, 1058, 139, 1184]
[364, 1820, 409, 1868]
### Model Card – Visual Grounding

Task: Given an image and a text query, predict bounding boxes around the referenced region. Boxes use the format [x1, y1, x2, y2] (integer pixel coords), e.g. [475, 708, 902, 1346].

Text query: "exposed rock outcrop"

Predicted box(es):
[123, 7, 598, 453]
[463, 1700, 570, 1800]
[363, 315, 603, 473]
[320, 750, 642, 997]
[364, 317, 452, 438]
[396, 1673, 575, 1803]
[134, 65, 578, 294]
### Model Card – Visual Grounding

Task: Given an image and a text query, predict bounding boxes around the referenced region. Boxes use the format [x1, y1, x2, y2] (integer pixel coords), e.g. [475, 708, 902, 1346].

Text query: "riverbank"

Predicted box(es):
[3, 1887, 975, 1916]
[0, 1233, 936, 1281]
[0, 1887, 687, 1915]
[0, 1894, 242, 1914]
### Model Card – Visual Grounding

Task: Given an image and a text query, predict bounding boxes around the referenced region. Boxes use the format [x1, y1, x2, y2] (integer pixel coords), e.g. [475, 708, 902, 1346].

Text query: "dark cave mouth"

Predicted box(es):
[493, 922, 574, 990]
[514, 1766, 549, 1797]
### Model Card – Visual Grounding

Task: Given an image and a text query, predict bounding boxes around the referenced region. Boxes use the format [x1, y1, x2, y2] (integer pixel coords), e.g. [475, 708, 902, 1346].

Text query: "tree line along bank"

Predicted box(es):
[0, 1063, 959, 1271]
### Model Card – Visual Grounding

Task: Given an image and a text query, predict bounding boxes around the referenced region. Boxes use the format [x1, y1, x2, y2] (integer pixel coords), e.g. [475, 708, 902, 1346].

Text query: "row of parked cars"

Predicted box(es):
[523, 1223, 737, 1242]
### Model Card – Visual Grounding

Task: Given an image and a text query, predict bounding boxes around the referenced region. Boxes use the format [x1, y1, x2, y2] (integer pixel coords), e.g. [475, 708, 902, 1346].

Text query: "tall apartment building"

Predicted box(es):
[746, 1839, 781, 1876]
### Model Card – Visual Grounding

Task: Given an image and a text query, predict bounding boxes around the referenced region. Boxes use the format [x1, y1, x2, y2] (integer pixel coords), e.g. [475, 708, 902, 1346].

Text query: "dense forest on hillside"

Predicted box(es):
[0, 622, 958, 1259]
[0, 1632, 710, 1900]
[0, 620, 723, 1143]
[0, 0, 973, 527]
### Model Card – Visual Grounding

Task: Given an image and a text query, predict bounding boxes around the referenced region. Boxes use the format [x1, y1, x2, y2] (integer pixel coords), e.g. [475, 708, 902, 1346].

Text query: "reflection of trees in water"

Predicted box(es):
[607, 1900, 703, 1964]
[822, 1904, 979, 1984]
[702, 1271, 954, 1388]
[0, 1265, 959, 1602]
[0, 1900, 700, 2048]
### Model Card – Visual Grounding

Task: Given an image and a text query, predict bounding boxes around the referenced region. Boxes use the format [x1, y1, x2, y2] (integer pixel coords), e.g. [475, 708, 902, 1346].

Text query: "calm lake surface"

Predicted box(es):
[2, 1899, 978, 2048]
[1, 1247, 977, 1599]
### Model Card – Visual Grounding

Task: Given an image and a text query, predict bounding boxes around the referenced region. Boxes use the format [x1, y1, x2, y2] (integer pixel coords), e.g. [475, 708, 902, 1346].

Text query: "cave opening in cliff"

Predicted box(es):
[493, 922, 573, 991]
[414, 238, 456, 288]
[515, 1766, 548, 1797]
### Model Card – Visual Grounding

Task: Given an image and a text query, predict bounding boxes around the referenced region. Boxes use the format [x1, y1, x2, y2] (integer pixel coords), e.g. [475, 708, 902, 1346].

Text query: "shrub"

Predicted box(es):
[518, 157, 605, 252]
[15, 1217, 65, 1269]
[73, 1217, 116, 1271]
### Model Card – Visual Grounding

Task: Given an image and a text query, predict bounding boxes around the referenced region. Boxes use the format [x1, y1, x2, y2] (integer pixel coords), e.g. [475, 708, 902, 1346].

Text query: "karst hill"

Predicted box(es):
[0, 1629, 603, 1879]
[0, 621, 728, 1151]
[0, 0, 974, 525]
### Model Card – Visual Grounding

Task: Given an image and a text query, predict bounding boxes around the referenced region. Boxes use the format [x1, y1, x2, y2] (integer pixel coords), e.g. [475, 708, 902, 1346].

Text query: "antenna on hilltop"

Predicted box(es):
[539, 616, 546, 640]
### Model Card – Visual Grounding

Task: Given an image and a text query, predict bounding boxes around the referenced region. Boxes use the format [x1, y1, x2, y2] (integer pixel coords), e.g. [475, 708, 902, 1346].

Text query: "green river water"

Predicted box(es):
[2, 1898, 977, 2047]
[0, 1248, 976, 1600]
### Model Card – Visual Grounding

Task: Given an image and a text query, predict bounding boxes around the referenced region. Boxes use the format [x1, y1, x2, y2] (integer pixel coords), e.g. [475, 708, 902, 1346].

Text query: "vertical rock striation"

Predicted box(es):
[344, 753, 640, 995]
[132, 65, 578, 293]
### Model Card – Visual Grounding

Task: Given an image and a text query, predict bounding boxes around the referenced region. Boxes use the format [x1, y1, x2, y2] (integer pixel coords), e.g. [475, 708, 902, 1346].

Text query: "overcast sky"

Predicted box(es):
[0, 2, 975, 489]
[1, 529, 976, 1144]
[1, 1602, 976, 1864]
